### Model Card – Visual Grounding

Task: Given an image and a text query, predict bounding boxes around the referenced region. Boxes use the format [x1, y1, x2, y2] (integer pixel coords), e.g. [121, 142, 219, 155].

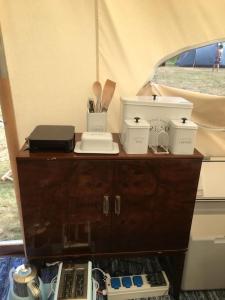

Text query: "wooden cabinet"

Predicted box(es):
[17, 135, 202, 259]
[16, 134, 202, 298]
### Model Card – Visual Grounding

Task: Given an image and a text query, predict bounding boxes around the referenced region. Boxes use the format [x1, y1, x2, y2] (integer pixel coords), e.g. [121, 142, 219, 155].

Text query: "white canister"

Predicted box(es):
[169, 118, 198, 155]
[122, 117, 150, 154]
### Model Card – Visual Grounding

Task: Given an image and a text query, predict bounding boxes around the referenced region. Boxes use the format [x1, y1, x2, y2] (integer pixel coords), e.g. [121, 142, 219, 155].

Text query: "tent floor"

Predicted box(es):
[1, 256, 224, 300]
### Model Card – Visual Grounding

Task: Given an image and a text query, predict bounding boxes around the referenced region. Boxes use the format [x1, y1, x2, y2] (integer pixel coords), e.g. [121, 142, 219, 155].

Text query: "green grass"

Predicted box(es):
[0, 180, 21, 240]
[153, 66, 225, 96]
[0, 115, 22, 241]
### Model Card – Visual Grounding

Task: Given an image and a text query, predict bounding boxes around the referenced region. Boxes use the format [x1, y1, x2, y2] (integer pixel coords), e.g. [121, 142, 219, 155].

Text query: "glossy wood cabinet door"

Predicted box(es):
[111, 160, 156, 252]
[65, 160, 113, 254]
[111, 158, 202, 252]
[17, 159, 70, 257]
[17, 159, 113, 258]
[150, 158, 202, 250]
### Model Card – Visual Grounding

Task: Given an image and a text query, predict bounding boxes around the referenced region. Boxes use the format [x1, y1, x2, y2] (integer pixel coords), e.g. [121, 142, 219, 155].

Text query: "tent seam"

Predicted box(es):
[94, 0, 99, 81]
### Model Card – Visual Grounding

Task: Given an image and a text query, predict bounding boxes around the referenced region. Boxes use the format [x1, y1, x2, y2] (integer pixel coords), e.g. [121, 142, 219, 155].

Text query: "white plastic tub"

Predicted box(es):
[81, 132, 113, 151]
[182, 213, 225, 290]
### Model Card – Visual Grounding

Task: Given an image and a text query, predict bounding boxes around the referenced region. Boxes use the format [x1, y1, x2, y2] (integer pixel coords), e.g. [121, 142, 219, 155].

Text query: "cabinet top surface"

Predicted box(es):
[17, 133, 203, 160]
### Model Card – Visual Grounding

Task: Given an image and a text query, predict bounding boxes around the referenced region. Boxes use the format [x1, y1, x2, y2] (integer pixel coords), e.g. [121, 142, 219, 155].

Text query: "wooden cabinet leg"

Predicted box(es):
[159, 252, 185, 300]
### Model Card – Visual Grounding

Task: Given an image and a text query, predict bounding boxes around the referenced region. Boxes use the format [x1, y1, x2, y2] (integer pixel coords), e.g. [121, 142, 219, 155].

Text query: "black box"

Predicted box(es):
[27, 125, 75, 152]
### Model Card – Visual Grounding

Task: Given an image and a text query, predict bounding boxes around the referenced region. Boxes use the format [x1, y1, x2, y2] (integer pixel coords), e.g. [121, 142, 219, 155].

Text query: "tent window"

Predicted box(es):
[0, 109, 22, 241]
[153, 42, 225, 96]
[137, 41, 225, 158]
[0, 28, 22, 242]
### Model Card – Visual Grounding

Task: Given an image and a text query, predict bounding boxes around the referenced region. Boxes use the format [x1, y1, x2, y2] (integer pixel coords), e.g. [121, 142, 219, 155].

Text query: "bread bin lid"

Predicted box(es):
[125, 117, 150, 129]
[170, 118, 198, 130]
[81, 132, 113, 142]
[121, 96, 193, 109]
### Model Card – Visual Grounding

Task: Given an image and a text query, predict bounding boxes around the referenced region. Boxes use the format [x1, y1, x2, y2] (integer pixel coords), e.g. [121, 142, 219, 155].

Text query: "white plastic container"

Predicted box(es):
[75, 132, 119, 154]
[169, 118, 197, 154]
[87, 111, 107, 132]
[182, 213, 225, 290]
[80, 132, 113, 151]
[122, 117, 150, 154]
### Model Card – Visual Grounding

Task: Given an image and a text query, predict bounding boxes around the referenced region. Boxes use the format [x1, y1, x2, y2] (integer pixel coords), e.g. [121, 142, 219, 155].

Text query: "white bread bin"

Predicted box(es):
[120, 96, 193, 126]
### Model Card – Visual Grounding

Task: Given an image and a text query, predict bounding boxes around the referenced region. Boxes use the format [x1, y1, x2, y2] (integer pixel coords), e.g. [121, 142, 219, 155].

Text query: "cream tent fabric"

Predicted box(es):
[1, 0, 225, 156]
[98, 0, 225, 155]
[98, 0, 225, 87]
[0, 0, 96, 145]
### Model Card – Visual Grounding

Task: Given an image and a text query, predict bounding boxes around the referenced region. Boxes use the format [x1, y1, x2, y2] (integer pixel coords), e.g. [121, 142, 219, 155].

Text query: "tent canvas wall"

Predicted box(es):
[1, 0, 225, 157]
[176, 43, 225, 67]
[1, 0, 225, 254]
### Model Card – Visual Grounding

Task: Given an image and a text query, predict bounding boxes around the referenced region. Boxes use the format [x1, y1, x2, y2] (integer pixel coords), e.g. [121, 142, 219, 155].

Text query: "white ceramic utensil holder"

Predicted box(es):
[87, 111, 107, 132]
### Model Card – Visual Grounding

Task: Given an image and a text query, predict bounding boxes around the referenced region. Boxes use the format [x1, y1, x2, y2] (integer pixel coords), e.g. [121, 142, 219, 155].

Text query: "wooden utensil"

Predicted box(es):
[92, 81, 102, 112]
[101, 79, 116, 112]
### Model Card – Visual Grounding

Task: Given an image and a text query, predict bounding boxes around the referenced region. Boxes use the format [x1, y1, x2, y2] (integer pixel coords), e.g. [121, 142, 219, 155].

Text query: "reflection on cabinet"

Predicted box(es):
[17, 159, 113, 256]
[112, 159, 201, 252]
[16, 134, 202, 299]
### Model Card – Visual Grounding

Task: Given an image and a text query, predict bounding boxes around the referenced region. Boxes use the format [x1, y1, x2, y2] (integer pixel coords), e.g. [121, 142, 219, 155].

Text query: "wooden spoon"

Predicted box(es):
[101, 79, 116, 112]
[92, 81, 102, 112]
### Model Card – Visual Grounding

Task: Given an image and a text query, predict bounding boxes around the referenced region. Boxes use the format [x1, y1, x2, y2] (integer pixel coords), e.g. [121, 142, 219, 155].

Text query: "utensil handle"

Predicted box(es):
[88, 98, 95, 113]
[115, 195, 121, 216]
[103, 195, 110, 216]
[96, 97, 101, 113]
[27, 279, 41, 298]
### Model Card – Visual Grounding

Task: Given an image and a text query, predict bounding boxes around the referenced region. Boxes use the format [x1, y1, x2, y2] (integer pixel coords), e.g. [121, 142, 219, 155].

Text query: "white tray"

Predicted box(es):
[74, 141, 119, 154]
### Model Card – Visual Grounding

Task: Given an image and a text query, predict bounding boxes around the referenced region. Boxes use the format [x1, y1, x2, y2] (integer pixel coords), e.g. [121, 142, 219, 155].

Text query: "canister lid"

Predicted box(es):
[13, 264, 37, 283]
[125, 118, 150, 129]
[170, 118, 198, 130]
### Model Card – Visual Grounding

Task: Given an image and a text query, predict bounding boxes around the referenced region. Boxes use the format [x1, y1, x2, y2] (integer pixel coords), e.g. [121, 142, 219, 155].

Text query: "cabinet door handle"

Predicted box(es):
[115, 195, 121, 216]
[103, 195, 110, 216]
